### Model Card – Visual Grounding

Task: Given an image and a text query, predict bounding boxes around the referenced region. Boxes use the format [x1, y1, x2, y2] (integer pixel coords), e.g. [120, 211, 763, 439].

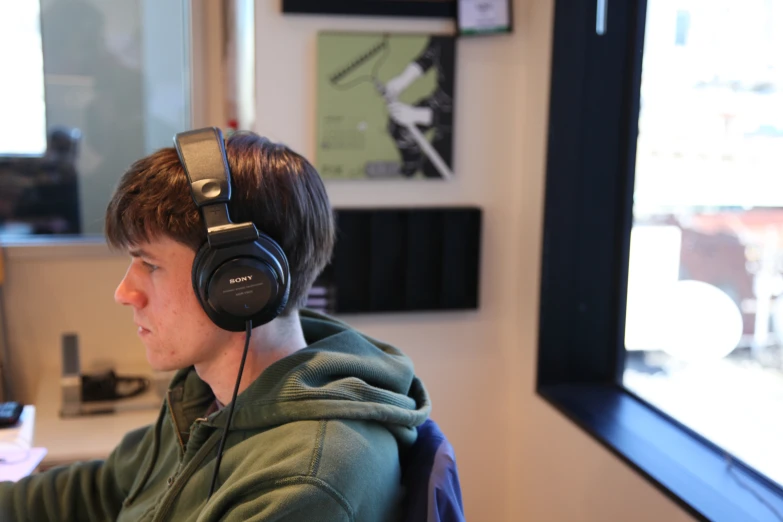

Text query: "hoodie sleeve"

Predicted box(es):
[214, 480, 352, 522]
[0, 424, 153, 522]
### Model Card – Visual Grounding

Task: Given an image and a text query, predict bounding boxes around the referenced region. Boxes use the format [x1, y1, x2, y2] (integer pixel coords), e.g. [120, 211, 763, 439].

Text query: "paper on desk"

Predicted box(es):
[0, 447, 47, 481]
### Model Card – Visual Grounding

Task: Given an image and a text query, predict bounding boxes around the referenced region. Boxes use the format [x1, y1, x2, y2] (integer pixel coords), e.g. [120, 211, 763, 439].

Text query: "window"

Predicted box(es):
[0, 2, 46, 156]
[624, 0, 783, 490]
[0, 0, 190, 238]
[538, 1, 783, 520]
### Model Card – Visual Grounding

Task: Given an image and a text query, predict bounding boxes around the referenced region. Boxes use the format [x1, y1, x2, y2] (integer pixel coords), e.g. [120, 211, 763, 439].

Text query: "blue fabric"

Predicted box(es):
[401, 418, 466, 522]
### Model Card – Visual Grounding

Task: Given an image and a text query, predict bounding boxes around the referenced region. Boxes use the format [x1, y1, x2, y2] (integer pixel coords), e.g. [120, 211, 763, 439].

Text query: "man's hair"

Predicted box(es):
[105, 132, 335, 314]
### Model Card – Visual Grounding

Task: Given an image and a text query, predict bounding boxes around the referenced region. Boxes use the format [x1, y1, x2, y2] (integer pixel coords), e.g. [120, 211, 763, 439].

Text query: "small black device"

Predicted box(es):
[173, 127, 290, 332]
[0, 401, 23, 428]
[81, 370, 149, 402]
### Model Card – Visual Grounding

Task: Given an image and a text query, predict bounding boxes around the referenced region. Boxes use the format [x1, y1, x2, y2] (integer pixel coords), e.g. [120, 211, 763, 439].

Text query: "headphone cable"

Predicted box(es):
[207, 319, 252, 499]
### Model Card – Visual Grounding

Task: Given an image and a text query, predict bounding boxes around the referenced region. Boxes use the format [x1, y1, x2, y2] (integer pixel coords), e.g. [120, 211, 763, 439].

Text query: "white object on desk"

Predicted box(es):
[0, 405, 36, 454]
[0, 405, 47, 481]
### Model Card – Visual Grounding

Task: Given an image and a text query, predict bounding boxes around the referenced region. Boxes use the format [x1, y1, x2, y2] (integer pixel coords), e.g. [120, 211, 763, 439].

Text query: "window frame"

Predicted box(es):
[537, 1, 783, 520]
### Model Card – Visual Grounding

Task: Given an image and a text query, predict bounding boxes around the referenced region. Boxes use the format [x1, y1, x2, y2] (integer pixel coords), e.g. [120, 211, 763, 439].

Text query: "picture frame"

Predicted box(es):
[315, 31, 457, 181]
[456, 0, 513, 36]
[282, 0, 456, 19]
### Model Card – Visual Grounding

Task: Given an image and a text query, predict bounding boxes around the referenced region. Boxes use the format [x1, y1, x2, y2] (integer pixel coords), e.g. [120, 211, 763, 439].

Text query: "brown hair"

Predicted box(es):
[105, 132, 335, 314]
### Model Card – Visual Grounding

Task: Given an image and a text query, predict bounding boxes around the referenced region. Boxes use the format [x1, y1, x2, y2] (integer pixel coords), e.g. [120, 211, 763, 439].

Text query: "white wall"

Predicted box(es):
[0, 0, 695, 520]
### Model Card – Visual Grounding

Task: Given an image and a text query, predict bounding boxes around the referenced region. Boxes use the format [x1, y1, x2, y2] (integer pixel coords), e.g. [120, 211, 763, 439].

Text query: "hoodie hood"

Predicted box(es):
[167, 309, 431, 446]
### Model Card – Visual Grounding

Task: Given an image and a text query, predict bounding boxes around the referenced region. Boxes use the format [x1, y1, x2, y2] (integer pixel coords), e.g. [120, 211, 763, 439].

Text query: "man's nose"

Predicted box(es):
[114, 272, 147, 309]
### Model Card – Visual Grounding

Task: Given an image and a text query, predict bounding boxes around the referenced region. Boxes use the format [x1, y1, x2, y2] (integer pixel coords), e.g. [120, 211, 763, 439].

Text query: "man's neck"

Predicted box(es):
[195, 311, 307, 405]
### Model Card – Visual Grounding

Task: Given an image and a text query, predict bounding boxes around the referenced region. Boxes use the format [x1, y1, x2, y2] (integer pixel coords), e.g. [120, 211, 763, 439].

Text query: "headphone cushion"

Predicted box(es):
[191, 241, 212, 303]
[256, 233, 290, 276]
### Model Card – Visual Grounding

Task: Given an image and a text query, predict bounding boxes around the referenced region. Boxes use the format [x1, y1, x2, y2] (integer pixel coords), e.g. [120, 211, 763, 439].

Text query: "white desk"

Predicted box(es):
[34, 367, 162, 467]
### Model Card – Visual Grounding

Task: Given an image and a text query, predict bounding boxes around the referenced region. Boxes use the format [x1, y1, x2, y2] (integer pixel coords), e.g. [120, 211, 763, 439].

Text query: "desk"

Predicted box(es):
[34, 366, 162, 467]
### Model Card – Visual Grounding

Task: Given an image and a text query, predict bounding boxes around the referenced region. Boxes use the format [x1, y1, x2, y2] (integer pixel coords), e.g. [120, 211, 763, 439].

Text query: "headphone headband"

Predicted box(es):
[174, 127, 258, 248]
[174, 127, 231, 207]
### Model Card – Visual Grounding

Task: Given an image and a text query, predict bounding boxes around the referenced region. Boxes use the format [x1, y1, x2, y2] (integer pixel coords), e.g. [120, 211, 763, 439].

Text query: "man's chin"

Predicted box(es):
[146, 351, 182, 373]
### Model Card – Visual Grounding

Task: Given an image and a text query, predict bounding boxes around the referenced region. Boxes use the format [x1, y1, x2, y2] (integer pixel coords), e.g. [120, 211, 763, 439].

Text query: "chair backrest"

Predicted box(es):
[400, 418, 466, 522]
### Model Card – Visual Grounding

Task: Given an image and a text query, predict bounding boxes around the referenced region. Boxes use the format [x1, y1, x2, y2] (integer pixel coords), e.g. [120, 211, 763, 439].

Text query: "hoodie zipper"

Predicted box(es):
[166, 389, 187, 452]
[163, 417, 209, 489]
[151, 419, 220, 522]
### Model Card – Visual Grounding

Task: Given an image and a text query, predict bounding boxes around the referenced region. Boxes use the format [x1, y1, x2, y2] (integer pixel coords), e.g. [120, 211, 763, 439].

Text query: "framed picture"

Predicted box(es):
[282, 1, 456, 18]
[457, 0, 513, 36]
[316, 32, 456, 180]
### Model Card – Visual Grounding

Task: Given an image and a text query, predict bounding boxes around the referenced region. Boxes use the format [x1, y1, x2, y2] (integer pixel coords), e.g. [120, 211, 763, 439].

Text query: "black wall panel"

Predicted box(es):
[310, 207, 482, 314]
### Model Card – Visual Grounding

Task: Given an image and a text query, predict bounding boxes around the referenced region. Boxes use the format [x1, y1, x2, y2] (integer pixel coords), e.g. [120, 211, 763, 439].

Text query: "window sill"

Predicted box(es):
[0, 235, 120, 260]
[538, 383, 783, 522]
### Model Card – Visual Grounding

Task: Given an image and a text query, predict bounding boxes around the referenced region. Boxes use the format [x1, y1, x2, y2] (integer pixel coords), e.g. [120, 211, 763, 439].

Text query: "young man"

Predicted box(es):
[0, 129, 431, 521]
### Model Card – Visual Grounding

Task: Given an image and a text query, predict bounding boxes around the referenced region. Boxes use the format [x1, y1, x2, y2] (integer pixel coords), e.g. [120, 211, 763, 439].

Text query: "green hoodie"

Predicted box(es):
[0, 310, 431, 521]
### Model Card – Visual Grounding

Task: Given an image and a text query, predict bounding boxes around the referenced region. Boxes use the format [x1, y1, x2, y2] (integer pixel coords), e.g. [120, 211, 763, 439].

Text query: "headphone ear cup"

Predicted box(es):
[254, 234, 291, 317]
[191, 242, 212, 310]
[190, 239, 290, 331]
[256, 233, 290, 279]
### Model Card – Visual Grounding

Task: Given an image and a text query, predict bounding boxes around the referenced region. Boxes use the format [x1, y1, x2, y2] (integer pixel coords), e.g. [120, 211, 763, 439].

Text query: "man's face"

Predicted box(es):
[114, 236, 231, 371]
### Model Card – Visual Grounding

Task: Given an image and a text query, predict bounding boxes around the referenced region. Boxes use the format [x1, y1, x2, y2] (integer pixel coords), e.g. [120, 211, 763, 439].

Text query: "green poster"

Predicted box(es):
[316, 32, 456, 180]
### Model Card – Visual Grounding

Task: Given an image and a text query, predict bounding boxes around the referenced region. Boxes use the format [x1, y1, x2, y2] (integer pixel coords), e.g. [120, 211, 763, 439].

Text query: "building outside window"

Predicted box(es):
[624, 0, 783, 488]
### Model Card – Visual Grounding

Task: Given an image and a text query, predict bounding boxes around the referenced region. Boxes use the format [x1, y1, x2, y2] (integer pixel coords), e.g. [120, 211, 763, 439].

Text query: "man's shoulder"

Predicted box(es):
[239, 418, 397, 456]
[222, 420, 403, 521]
[311, 419, 401, 484]
[230, 419, 399, 479]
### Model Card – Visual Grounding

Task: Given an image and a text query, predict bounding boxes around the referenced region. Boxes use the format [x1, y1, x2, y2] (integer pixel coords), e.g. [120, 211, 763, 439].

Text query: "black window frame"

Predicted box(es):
[537, 1, 783, 521]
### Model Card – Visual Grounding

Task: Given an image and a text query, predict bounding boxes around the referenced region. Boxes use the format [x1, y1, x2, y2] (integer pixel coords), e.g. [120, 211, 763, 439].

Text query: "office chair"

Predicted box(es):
[400, 418, 466, 522]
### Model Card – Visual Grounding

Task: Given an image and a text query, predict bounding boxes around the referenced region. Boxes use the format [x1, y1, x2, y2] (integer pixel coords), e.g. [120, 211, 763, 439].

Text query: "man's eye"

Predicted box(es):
[143, 262, 159, 272]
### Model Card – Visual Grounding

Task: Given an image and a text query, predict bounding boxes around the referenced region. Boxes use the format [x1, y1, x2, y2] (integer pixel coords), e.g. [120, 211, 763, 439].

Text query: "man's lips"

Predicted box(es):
[135, 324, 151, 335]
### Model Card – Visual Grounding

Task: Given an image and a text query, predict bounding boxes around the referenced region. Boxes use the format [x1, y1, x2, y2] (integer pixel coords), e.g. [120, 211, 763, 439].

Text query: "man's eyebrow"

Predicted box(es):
[128, 248, 158, 261]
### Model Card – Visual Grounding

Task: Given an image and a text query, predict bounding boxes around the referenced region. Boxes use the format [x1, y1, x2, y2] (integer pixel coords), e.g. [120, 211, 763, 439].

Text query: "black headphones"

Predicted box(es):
[173, 127, 290, 332]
